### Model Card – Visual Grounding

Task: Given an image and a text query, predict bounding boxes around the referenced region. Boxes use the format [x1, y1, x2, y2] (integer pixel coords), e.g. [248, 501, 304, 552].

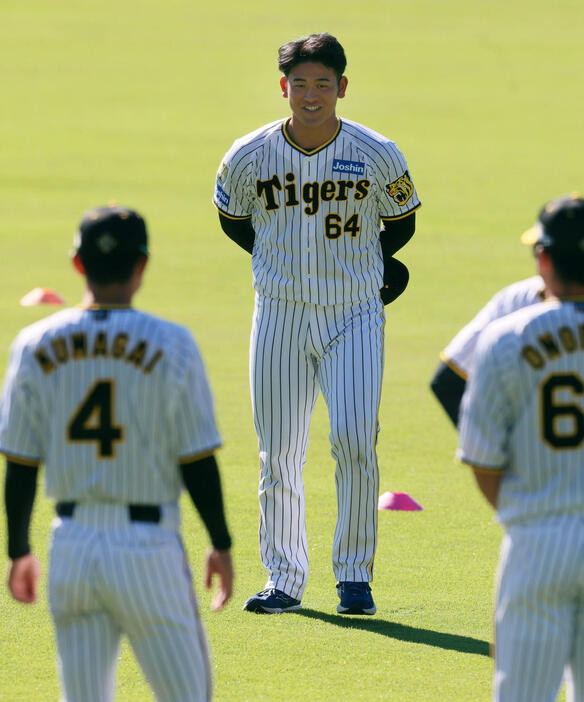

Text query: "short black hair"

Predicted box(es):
[524, 195, 584, 285]
[544, 249, 584, 285]
[74, 205, 149, 286]
[278, 33, 347, 82]
[79, 248, 145, 286]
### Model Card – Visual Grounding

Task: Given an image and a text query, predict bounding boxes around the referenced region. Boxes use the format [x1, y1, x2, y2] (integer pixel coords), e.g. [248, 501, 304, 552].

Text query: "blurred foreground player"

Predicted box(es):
[457, 194, 584, 702]
[430, 274, 545, 426]
[1, 205, 233, 702]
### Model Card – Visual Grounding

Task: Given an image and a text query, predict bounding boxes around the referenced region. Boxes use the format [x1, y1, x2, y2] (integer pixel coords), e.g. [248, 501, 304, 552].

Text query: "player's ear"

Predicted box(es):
[280, 76, 288, 98]
[130, 255, 149, 294]
[535, 246, 553, 279]
[72, 253, 85, 275]
[337, 76, 348, 99]
[135, 254, 148, 275]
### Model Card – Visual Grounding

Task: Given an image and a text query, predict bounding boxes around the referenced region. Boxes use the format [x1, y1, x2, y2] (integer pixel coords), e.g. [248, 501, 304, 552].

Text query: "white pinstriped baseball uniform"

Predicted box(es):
[0, 305, 221, 702]
[457, 298, 584, 702]
[441, 275, 544, 380]
[214, 117, 420, 598]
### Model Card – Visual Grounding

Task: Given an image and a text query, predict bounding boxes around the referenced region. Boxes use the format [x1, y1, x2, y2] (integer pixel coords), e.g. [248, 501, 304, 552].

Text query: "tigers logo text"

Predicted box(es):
[256, 172, 371, 215]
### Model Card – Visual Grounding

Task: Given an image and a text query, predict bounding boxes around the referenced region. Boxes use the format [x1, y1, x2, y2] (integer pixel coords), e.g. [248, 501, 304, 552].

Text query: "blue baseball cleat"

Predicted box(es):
[243, 588, 302, 614]
[336, 582, 376, 615]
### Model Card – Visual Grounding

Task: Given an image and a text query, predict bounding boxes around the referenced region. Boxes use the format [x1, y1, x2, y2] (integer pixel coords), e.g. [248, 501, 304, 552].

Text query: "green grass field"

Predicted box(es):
[1, 0, 582, 699]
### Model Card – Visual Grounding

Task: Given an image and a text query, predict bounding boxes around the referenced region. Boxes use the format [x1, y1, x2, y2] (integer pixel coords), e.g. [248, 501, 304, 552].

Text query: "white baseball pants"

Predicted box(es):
[494, 517, 584, 702]
[250, 294, 385, 600]
[48, 504, 211, 702]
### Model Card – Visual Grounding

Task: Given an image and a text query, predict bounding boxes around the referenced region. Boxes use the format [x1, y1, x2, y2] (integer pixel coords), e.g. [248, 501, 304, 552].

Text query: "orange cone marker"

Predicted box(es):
[20, 287, 66, 306]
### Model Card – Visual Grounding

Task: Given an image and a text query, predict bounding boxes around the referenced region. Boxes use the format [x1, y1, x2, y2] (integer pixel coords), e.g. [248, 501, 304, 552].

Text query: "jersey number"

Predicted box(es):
[67, 380, 123, 458]
[324, 213, 361, 240]
[542, 373, 584, 449]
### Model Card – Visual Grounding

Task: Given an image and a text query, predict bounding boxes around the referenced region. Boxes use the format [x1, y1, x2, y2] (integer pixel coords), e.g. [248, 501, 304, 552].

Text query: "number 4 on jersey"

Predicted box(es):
[67, 380, 124, 458]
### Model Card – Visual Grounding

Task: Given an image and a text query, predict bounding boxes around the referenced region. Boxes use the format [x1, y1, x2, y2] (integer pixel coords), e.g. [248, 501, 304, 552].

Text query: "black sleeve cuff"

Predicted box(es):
[5, 460, 39, 559]
[179, 455, 232, 550]
[218, 212, 255, 255]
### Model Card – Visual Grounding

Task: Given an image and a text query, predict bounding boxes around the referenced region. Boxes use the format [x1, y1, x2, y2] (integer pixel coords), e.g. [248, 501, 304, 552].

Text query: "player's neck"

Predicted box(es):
[554, 285, 584, 300]
[542, 271, 584, 300]
[81, 264, 144, 306]
[286, 116, 339, 151]
[82, 285, 134, 307]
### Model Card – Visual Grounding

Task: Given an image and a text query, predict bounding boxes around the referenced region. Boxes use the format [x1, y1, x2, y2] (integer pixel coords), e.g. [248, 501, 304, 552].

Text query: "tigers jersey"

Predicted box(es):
[213, 117, 421, 305]
[441, 275, 545, 380]
[457, 298, 584, 527]
[0, 305, 221, 503]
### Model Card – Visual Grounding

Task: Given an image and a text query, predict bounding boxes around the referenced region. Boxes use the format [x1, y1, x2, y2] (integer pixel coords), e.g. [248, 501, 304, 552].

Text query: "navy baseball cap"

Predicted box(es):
[521, 193, 584, 257]
[73, 204, 149, 260]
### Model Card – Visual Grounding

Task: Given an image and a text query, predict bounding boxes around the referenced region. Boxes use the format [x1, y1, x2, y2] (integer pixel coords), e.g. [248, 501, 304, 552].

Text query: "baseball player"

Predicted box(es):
[1, 205, 234, 702]
[431, 275, 546, 426]
[213, 33, 420, 615]
[457, 194, 584, 702]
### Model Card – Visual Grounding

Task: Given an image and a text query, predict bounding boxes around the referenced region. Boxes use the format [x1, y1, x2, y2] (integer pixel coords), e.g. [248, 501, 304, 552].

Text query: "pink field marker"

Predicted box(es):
[378, 491, 423, 511]
[20, 287, 66, 306]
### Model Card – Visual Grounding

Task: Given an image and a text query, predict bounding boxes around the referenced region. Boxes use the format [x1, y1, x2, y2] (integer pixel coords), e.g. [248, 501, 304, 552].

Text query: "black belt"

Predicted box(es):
[56, 501, 161, 523]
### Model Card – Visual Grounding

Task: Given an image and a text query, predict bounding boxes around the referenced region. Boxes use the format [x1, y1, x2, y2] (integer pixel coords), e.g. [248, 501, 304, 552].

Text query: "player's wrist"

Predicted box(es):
[210, 532, 232, 551]
[8, 544, 31, 561]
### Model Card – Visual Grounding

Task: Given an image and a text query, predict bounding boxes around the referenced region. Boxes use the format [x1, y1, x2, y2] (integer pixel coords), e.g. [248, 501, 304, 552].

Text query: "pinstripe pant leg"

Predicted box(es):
[566, 603, 584, 702]
[49, 527, 120, 702]
[316, 298, 384, 584]
[564, 526, 584, 702]
[494, 526, 575, 702]
[106, 529, 212, 702]
[250, 295, 318, 600]
[53, 613, 120, 702]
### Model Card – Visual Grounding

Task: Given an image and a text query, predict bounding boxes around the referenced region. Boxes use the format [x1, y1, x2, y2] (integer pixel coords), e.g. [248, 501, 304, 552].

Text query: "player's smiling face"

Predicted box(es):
[281, 62, 347, 147]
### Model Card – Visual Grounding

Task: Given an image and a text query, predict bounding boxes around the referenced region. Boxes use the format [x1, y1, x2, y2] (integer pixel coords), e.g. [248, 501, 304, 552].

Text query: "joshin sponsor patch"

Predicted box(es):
[215, 183, 230, 208]
[332, 159, 365, 176]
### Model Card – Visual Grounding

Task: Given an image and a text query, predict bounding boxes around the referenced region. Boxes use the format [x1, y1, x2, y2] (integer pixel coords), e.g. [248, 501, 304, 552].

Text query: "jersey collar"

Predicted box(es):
[282, 118, 342, 155]
[78, 303, 133, 310]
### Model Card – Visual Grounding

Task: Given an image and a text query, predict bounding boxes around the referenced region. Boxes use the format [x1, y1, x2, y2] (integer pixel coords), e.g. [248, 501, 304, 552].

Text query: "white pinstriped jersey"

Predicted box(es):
[214, 117, 421, 305]
[0, 306, 221, 503]
[442, 275, 544, 379]
[457, 299, 584, 527]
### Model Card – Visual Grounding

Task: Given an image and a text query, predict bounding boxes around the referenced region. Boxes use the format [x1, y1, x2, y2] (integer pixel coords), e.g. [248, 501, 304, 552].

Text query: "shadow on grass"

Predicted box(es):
[295, 609, 490, 657]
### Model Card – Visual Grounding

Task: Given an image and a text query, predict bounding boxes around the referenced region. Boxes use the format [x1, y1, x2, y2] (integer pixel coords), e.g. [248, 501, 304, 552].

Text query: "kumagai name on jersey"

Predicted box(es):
[0, 306, 221, 502]
[34, 325, 163, 376]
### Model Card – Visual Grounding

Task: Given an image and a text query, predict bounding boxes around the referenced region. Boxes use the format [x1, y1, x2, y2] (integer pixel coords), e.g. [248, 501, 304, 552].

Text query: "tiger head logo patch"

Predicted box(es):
[386, 171, 414, 206]
[217, 160, 229, 185]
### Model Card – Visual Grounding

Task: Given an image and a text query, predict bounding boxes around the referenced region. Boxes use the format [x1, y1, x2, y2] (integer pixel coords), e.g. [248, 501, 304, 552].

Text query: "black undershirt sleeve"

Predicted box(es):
[429, 361, 467, 427]
[4, 460, 39, 560]
[379, 213, 416, 304]
[379, 212, 416, 257]
[218, 212, 255, 254]
[179, 454, 232, 550]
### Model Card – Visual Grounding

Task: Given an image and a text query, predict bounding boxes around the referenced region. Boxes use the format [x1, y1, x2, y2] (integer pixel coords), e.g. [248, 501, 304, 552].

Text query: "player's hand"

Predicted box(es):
[204, 548, 234, 611]
[8, 553, 41, 604]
